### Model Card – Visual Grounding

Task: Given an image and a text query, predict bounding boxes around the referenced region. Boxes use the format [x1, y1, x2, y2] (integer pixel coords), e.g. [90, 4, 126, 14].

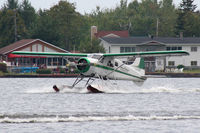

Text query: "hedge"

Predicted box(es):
[36, 69, 52, 74]
[0, 63, 7, 73]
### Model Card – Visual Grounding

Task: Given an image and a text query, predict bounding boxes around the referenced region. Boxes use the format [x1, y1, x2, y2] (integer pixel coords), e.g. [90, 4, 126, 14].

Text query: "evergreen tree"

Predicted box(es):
[175, 0, 197, 36]
[19, 0, 36, 37]
[5, 0, 19, 10]
[31, 10, 61, 47]
[180, 0, 197, 12]
[158, 0, 177, 37]
[0, 0, 26, 48]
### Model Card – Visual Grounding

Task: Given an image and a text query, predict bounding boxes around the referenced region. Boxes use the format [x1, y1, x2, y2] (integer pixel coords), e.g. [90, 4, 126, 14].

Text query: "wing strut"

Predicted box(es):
[72, 75, 84, 88]
[105, 64, 125, 77]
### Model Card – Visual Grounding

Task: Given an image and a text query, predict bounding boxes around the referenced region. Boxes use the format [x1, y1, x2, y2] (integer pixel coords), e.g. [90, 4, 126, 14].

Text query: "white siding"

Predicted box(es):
[44, 46, 57, 52]
[166, 45, 200, 67]
[21, 47, 30, 51]
[38, 44, 42, 52]
[32, 44, 37, 51]
[111, 46, 120, 53]
[100, 40, 110, 53]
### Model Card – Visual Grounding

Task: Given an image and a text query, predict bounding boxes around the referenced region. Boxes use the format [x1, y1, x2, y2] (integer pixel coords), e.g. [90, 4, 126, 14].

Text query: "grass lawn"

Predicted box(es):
[183, 69, 200, 73]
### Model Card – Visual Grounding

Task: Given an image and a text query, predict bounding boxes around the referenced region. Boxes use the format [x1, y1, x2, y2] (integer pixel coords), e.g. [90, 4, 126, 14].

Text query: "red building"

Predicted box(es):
[0, 39, 68, 70]
[91, 26, 129, 39]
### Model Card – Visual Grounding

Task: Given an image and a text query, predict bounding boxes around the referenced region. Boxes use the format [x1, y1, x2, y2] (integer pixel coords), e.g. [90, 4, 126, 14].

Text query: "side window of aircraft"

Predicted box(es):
[115, 62, 118, 67]
[107, 61, 114, 67]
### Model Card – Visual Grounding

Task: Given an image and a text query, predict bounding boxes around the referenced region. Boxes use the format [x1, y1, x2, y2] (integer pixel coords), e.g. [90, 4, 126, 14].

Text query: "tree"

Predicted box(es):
[158, 0, 177, 37]
[0, 1, 26, 48]
[32, 1, 85, 51]
[183, 12, 200, 36]
[5, 0, 19, 10]
[79, 38, 105, 53]
[19, 0, 36, 37]
[180, 0, 197, 12]
[175, 0, 197, 36]
[127, 0, 160, 36]
[48, 1, 83, 50]
[31, 10, 61, 47]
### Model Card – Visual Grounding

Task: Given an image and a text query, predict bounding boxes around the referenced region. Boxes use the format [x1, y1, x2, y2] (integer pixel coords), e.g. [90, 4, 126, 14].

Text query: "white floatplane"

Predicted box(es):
[12, 50, 189, 93]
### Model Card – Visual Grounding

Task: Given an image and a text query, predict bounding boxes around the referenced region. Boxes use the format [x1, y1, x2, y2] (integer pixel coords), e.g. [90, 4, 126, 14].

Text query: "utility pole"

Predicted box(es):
[156, 18, 159, 37]
[14, 9, 17, 42]
[73, 44, 75, 53]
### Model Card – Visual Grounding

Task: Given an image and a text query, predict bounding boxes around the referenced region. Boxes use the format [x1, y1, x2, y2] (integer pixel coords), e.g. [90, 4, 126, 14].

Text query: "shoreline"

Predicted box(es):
[146, 72, 200, 78]
[0, 74, 79, 78]
[0, 73, 200, 78]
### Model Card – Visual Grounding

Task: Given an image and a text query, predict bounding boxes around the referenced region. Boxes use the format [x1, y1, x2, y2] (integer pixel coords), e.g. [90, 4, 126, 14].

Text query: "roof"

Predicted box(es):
[101, 37, 200, 44]
[0, 39, 68, 55]
[95, 30, 129, 38]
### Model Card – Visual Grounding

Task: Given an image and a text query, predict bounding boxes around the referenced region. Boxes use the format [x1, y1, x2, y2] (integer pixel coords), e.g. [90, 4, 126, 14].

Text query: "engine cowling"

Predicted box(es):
[77, 58, 90, 73]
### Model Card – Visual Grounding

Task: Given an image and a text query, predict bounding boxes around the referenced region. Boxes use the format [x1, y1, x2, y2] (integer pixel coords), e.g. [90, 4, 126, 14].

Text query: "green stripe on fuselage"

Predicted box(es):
[93, 64, 146, 80]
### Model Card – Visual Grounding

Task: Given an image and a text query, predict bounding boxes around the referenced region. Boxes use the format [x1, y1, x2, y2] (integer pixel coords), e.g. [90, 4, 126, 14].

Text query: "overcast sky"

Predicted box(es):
[0, 0, 200, 14]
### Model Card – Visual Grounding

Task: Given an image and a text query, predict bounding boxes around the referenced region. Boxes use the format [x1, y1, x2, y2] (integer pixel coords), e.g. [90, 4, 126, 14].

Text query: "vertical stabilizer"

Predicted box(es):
[131, 57, 145, 69]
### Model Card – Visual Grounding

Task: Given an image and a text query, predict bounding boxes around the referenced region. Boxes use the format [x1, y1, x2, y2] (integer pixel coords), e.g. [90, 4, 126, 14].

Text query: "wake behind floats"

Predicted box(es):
[12, 50, 189, 93]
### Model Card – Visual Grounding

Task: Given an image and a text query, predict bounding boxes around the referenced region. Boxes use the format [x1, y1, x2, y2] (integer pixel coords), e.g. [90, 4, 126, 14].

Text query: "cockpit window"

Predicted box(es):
[88, 54, 103, 59]
[115, 62, 118, 67]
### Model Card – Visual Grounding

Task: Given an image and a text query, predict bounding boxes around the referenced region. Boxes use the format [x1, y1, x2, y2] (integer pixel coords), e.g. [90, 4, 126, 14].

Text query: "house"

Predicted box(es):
[100, 37, 200, 72]
[0, 39, 68, 70]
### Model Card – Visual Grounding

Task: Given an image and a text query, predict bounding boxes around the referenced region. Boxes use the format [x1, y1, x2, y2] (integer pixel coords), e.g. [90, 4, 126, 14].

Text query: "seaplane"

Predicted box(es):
[12, 50, 189, 93]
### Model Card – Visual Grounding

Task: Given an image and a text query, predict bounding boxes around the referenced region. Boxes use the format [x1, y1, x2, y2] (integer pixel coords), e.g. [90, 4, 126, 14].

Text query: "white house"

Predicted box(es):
[100, 37, 200, 72]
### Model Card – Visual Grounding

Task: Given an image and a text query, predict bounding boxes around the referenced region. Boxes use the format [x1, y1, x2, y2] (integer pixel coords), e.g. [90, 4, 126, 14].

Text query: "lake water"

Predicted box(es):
[0, 78, 200, 133]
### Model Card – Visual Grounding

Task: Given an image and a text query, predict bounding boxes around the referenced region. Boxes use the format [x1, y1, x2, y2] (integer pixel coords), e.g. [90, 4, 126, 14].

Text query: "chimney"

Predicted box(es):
[91, 26, 97, 40]
[180, 32, 183, 39]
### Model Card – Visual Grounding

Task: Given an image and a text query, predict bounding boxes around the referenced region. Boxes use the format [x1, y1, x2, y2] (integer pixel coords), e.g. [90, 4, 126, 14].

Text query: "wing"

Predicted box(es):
[103, 50, 189, 57]
[12, 51, 88, 57]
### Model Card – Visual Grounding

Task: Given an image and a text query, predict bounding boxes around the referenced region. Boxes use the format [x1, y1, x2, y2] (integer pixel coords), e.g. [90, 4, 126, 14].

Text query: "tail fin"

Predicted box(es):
[131, 57, 145, 69]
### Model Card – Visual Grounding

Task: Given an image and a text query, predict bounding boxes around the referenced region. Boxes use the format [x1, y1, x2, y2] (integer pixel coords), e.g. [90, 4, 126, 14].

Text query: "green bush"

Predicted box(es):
[0, 63, 7, 73]
[0, 71, 4, 76]
[36, 69, 52, 74]
[177, 64, 184, 69]
[73, 69, 80, 74]
[59, 68, 65, 73]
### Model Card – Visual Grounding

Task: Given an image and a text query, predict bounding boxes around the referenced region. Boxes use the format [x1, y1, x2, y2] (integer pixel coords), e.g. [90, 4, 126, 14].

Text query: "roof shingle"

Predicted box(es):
[101, 37, 200, 44]
[0, 39, 35, 54]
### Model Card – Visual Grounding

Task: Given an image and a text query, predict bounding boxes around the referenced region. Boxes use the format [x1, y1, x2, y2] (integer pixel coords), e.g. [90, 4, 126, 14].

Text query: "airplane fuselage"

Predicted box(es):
[77, 57, 147, 82]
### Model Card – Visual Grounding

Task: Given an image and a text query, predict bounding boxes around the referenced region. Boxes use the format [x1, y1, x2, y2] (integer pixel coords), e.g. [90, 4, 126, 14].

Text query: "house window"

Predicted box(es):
[191, 47, 197, 52]
[172, 47, 177, 50]
[191, 61, 197, 66]
[120, 47, 135, 53]
[166, 46, 182, 51]
[120, 47, 124, 53]
[168, 61, 175, 66]
[178, 47, 182, 50]
[166, 47, 171, 51]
